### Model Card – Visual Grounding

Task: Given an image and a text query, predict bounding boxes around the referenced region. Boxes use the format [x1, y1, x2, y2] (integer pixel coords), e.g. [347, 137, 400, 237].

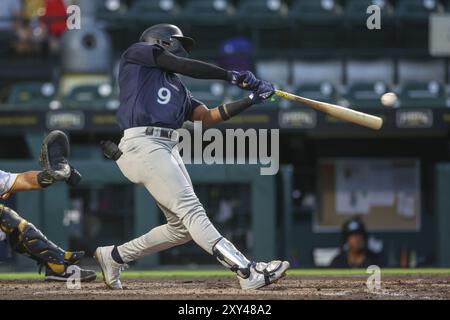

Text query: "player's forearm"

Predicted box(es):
[9, 170, 62, 193]
[9, 171, 43, 193]
[200, 108, 225, 127]
[202, 98, 253, 127]
[155, 50, 231, 81]
[218, 97, 253, 121]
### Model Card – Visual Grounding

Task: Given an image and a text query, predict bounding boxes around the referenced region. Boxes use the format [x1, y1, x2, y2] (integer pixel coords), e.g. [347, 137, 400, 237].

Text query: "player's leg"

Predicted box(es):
[137, 142, 224, 253]
[95, 202, 192, 289]
[9, 228, 85, 264]
[99, 136, 289, 289]
[112, 136, 224, 253]
[95, 136, 220, 289]
[1, 205, 96, 282]
[170, 146, 290, 289]
[118, 202, 192, 261]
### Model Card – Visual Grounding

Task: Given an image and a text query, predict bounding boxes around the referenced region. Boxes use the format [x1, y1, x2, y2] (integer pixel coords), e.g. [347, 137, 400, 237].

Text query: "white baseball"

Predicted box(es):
[381, 92, 398, 107]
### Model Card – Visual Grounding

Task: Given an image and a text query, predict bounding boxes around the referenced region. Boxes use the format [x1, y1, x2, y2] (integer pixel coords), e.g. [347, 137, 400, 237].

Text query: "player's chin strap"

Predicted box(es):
[212, 238, 251, 279]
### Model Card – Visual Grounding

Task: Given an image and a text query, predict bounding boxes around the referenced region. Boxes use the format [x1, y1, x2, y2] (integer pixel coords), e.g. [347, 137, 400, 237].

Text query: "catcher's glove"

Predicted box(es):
[38, 130, 81, 188]
[39, 130, 72, 182]
[38, 131, 82, 188]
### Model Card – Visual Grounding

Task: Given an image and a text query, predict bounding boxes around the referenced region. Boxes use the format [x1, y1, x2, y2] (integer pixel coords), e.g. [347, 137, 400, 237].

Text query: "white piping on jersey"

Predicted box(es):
[164, 73, 180, 92]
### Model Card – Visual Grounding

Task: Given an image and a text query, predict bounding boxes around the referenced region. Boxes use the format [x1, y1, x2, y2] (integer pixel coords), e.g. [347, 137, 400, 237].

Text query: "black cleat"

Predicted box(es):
[64, 251, 85, 265]
[44, 265, 97, 282]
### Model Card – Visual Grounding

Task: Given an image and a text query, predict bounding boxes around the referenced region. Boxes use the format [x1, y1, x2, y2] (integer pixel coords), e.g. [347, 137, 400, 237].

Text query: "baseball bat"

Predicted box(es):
[274, 89, 383, 130]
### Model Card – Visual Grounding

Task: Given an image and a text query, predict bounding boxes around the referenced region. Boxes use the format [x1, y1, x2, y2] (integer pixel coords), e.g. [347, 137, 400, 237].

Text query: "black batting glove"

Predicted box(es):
[249, 80, 275, 104]
[228, 70, 260, 91]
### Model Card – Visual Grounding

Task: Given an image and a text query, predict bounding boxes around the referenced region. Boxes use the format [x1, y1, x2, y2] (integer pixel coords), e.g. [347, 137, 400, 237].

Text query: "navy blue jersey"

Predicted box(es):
[117, 43, 203, 130]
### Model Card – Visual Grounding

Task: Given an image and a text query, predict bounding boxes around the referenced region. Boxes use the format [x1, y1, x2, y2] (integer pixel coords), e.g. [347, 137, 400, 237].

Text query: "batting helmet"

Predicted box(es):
[139, 23, 195, 58]
[342, 217, 367, 242]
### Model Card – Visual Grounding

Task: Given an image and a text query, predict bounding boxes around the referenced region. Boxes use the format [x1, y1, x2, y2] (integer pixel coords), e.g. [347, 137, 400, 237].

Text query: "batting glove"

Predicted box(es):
[249, 80, 275, 104]
[228, 70, 259, 90]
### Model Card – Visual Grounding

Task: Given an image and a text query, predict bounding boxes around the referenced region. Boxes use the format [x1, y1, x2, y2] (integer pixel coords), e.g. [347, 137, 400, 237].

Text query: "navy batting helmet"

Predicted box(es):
[139, 23, 194, 58]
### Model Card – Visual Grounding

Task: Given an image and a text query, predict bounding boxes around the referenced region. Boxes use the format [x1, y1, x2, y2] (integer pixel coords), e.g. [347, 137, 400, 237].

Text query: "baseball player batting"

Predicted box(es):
[95, 23, 289, 290]
[0, 131, 95, 282]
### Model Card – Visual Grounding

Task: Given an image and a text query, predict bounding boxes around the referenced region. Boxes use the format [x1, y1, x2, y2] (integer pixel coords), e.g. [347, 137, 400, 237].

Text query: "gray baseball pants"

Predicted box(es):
[115, 127, 223, 263]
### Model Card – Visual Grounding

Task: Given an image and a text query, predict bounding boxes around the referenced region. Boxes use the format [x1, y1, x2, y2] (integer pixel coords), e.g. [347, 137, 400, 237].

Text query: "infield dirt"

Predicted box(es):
[0, 275, 449, 300]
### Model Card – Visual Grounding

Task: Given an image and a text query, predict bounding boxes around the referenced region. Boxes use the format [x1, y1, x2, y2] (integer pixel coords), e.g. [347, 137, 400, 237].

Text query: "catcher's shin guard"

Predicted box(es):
[1, 206, 66, 273]
[212, 238, 251, 278]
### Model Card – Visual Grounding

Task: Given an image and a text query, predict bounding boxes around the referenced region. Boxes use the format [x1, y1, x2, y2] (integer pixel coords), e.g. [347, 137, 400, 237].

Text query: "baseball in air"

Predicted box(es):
[381, 92, 398, 107]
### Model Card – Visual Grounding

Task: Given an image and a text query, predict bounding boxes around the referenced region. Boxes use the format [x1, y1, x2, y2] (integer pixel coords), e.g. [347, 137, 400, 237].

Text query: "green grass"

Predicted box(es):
[0, 268, 448, 280]
[120, 268, 450, 278]
[0, 272, 44, 280]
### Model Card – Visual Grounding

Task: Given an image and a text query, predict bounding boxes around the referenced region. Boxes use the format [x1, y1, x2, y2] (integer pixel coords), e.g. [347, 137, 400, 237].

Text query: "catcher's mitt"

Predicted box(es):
[39, 130, 71, 181]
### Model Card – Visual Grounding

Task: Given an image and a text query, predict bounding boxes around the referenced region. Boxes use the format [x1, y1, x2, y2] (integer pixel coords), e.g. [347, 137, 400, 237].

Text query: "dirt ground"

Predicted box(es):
[0, 274, 449, 300]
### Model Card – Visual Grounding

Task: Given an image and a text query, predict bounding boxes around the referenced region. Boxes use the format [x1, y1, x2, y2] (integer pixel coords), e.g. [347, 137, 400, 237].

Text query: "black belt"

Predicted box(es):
[145, 127, 178, 140]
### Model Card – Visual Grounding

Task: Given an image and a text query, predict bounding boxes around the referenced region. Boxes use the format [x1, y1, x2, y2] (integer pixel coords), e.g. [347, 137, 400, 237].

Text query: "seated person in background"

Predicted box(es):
[330, 217, 385, 268]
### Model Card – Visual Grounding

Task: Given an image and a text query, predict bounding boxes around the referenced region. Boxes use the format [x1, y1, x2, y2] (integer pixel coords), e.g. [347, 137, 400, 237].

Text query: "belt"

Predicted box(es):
[122, 126, 180, 141]
[145, 126, 179, 141]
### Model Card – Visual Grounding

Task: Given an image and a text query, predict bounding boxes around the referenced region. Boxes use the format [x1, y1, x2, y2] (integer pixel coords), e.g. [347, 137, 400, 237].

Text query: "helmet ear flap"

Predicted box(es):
[171, 35, 194, 53]
[151, 38, 187, 57]
[169, 38, 189, 58]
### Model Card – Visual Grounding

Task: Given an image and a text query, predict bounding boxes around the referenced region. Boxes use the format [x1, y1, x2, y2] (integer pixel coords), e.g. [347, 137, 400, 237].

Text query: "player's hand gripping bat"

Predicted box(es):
[274, 89, 383, 130]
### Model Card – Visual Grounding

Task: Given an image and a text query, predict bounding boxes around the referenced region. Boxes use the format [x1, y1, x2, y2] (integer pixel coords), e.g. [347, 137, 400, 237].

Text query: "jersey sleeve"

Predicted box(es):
[0, 170, 18, 199]
[188, 90, 204, 109]
[185, 90, 204, 121]
[122, 43, 163, 68]
[190, 96, 204, 110]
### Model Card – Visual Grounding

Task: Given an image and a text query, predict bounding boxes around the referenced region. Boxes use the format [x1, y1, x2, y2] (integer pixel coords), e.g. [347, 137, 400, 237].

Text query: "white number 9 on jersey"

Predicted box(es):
[157, 87, 171, 104]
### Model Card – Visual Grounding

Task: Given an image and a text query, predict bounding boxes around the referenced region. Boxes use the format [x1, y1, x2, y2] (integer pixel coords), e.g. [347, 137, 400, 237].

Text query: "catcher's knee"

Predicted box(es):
[1, 206, 65, 268]
[0, 206, 26, 234]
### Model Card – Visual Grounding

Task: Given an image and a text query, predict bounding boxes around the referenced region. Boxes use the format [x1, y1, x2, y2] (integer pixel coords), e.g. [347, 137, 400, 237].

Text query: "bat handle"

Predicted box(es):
[274, 89, 289, 99]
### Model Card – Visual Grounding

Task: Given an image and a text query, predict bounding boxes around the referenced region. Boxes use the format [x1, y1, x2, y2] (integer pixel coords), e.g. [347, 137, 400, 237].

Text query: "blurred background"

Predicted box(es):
[1, 0, 450, 271]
